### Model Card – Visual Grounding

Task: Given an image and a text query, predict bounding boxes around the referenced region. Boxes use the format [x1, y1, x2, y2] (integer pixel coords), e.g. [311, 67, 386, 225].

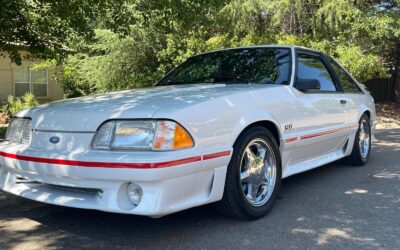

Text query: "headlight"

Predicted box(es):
[92, 120, 194, 151]
[5, 118, 32, 144]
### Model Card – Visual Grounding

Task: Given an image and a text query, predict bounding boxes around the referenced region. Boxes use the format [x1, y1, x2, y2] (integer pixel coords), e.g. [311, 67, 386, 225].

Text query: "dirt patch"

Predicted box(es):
[0, 112, 7, 139]
[376, 102, 400, 129]
[0, 112, 6, 125]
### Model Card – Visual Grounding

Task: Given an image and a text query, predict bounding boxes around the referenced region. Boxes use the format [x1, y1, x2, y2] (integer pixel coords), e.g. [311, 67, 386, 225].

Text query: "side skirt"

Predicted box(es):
[282, 147, 347, 179]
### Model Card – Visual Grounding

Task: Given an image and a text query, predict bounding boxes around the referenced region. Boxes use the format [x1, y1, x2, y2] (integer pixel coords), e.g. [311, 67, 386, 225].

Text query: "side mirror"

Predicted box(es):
[296, 79, 321, 92]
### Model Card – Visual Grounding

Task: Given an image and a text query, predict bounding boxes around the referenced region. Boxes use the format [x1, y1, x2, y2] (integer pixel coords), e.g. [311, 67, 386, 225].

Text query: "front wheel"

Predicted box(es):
[215, 126, 282, 220]
[345, 114, 371, 166]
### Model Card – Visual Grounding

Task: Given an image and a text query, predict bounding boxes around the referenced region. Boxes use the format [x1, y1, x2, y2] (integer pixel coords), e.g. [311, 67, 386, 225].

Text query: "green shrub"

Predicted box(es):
[1, 93, 39, 122]
[0, 126, 7, 140]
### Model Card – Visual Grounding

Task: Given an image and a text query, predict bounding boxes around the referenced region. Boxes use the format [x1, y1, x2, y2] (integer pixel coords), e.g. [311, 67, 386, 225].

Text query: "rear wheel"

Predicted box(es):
[345, 114, 371, 166]
[215, 126, 282, 220]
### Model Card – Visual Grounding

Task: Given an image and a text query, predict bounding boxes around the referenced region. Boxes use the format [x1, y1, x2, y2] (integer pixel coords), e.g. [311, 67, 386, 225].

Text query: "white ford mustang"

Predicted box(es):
[0, 45, 376, 219]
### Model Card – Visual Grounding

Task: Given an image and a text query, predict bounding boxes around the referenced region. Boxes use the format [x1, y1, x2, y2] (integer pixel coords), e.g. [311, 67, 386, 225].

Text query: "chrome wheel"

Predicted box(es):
[239, 139, 277, 207]
[358, 120, 370, 159]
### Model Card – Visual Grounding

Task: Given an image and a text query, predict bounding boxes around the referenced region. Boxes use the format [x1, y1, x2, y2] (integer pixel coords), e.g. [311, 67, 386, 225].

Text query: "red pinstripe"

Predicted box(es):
[202, 150, 231, 160]
[285, 125, 358, 143]
[284, 137, 298, 143]
[0, 150, 231, 169]
[0, 125, 359, 166]
[299, 126, 350, 140]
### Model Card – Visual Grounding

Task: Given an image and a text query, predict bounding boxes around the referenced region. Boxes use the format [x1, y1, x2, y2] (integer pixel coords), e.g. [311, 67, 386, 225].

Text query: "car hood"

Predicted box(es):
[18, 84, 281, 131]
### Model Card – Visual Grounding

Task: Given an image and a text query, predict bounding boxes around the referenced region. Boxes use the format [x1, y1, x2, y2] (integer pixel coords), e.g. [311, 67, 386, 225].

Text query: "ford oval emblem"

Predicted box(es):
[49, 136, 60, 144]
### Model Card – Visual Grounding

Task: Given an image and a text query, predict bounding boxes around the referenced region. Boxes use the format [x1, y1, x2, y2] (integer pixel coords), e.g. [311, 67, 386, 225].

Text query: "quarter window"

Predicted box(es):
[297, 53, 337, 92]
[328, 58, 362, 93]
[14, 67, 48, 97]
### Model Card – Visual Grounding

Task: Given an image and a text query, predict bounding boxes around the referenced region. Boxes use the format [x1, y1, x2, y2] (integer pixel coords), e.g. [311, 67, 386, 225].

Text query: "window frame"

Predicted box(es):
[13, 66, 49, 98]
[294, 49, 343, 94]
[324, 55, 364, 94]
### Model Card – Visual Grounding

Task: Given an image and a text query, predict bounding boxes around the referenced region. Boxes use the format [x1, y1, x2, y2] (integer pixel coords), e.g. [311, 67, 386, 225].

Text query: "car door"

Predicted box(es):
[326, 56, 364, 128]
[290, 50, 348, 163]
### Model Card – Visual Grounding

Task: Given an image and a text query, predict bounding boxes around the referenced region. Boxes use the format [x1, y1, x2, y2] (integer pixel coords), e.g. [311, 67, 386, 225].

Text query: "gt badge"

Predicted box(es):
[285, 124, 293, 130]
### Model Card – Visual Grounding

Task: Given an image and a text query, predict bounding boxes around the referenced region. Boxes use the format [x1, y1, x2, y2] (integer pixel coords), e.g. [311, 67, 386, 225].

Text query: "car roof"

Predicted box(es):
[192, 45, 321, 57]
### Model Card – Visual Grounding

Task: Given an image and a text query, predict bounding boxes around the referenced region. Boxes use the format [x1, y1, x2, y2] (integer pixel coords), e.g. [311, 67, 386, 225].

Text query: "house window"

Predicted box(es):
[14, 67, 48, 97]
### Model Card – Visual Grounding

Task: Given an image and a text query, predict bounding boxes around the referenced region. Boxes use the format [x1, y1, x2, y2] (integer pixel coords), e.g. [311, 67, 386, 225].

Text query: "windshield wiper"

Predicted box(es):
[192, 73, 248, 84]
[159, 74, 248, 86]
[158, 79, 185, 86]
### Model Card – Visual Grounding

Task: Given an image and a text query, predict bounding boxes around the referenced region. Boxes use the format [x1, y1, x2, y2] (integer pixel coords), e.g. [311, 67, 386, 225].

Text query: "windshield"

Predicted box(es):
[157, 48, 291, 86]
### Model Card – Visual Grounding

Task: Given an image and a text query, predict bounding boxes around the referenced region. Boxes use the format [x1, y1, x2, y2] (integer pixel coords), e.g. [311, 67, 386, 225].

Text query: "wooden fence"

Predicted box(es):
[363, 78, 395, 102]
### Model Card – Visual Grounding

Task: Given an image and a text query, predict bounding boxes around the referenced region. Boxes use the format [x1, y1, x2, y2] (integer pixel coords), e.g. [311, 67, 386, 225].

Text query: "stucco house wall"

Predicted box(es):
[0, 51, 64, 104]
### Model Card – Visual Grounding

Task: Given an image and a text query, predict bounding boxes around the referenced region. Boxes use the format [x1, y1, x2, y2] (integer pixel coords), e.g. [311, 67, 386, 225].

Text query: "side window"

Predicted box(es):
[297, 53, 337, 92]
[328, 58, 362, 93]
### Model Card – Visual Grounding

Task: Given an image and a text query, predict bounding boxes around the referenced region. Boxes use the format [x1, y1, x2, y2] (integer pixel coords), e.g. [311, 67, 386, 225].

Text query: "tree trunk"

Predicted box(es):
[395, 53, 400, 103]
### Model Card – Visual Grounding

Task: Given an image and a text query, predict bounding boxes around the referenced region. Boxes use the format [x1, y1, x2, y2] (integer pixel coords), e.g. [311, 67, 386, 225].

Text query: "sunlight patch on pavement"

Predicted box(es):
[296, 217, 306, 222]
[344, 188, 368, 194]
[292, 228, 316, 234]
[292, 227, 379, 247]
[316, 228, 376, 246]
[0, 218, 41, 232]
[373, 140, 400, 148]
[373, 172, 400, 180]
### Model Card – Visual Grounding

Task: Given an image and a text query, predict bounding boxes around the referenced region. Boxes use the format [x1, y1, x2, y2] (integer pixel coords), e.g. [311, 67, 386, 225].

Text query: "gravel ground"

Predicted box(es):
[375, 102, 400, 129]
[0, 128, 399, 250]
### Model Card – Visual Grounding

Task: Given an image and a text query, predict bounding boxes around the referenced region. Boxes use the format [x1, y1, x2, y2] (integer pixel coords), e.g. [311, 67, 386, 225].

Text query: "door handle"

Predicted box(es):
[340, 99, 347, 104]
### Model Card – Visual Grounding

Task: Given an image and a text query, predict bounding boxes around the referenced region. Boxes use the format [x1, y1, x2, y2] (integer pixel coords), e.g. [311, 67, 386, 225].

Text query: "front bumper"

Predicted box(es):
[0, 142, 232, 217]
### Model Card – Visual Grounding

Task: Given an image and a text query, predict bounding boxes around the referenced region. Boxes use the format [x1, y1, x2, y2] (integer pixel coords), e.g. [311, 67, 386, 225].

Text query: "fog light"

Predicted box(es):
[127, 182, 143, 206]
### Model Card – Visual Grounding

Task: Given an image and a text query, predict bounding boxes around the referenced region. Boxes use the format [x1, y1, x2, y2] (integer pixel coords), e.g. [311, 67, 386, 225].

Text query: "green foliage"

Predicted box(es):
[63, 29, 163, 92]
[1, 0, 399, 97]
[0, 0, 133, 65]
[0, 126, 7, 140]
[1, 93, 39, 121]
[334, 45, 389, 82]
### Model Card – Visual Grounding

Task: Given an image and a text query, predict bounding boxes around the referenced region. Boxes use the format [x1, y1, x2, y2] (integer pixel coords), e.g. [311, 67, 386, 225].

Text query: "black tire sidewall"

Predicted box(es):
[354, 115, 372, 164]
[228, 126, 282, 219]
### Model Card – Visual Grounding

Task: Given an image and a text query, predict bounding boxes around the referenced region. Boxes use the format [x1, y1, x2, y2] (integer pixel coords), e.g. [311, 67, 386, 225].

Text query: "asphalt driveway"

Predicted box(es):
[0, 128, 399, 249]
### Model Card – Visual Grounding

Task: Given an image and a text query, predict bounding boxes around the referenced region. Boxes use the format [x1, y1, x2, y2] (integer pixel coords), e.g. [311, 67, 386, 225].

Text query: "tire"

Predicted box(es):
[215, 126, 282, 220]
[345, 114, 371, 166]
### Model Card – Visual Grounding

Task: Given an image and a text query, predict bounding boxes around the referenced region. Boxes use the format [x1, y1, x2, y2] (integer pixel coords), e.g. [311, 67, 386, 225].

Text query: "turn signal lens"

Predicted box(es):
[173, 124, 194, 149]
[153, 121, 194, 150]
